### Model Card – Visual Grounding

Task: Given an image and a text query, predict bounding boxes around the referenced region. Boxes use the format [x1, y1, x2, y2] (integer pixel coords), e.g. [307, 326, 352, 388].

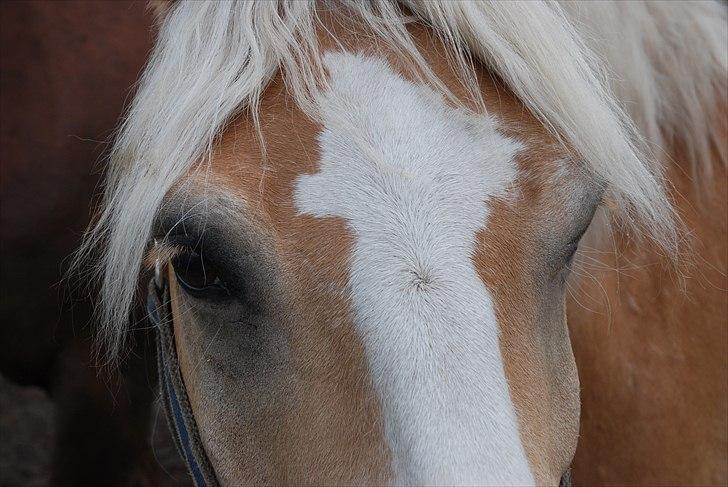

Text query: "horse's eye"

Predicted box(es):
[171, 248, 229, 298]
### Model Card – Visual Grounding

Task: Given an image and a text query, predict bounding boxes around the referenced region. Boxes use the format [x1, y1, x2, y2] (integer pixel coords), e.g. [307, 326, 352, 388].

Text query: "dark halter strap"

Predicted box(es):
[146, 277, 572, 487]
[147, 278, 219, 487]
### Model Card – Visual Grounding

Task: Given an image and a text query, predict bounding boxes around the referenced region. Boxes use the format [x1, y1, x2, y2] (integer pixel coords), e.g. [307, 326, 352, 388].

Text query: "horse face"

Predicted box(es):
[154, 50, 600, 486]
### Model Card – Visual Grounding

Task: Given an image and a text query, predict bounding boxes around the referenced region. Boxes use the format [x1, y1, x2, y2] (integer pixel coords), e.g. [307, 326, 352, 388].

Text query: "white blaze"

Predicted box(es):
[294, 52, 533, 485]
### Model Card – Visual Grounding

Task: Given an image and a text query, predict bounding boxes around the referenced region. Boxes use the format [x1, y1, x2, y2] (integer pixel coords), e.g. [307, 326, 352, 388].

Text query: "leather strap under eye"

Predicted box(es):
[146, 278, 220, 487]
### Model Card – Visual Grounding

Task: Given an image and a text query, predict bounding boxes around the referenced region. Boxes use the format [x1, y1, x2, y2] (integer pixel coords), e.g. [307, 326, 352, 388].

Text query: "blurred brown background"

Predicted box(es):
[1, 2, 189, 485]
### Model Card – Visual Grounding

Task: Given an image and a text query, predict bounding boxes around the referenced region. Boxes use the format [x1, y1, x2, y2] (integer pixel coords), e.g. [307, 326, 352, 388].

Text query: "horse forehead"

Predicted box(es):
[291, 52, 533, 484]
[282, 51, 528, 333]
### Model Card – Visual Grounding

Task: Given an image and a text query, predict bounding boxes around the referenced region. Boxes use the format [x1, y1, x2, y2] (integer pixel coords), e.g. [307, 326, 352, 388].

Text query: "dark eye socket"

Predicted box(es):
[171, 247, 230, 298]
[565, 236, 580, 261]
[558, 232, 584, 276]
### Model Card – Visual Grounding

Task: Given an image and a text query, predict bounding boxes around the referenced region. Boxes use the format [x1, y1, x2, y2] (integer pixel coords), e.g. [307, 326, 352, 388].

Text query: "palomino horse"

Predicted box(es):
[79, 1, 726, 485]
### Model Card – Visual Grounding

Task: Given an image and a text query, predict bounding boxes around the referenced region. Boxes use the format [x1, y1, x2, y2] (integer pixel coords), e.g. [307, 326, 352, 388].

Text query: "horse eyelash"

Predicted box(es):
[143, 240, 186, 272]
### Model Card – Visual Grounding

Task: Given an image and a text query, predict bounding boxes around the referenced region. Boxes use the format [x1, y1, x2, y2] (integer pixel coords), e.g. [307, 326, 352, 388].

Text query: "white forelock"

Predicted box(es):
[560, 0, 727, 177]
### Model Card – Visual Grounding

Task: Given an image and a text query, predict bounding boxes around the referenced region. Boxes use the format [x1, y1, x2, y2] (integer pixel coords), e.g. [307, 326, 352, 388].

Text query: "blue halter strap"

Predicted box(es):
[147, 279, 219, 487]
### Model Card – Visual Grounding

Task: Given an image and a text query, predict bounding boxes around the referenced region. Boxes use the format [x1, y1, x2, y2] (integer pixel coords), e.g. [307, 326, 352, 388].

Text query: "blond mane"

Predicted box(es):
[77, 0, 727, 357]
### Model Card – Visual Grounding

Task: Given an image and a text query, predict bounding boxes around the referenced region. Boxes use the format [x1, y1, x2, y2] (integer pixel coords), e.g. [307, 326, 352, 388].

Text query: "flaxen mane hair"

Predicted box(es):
[76, 0, 727, 358]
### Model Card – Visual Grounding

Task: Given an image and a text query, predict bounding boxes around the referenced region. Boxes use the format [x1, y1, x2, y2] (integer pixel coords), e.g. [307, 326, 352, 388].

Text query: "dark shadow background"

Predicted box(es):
[1, 2, 190, 485]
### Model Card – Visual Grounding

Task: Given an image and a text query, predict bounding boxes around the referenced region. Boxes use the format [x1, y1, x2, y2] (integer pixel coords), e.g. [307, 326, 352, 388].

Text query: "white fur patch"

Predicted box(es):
[294, 52, 533, 485]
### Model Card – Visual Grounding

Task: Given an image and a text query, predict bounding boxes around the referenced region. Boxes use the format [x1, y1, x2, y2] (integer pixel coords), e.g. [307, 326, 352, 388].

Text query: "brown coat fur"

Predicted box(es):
[569, 139, 728, 485]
